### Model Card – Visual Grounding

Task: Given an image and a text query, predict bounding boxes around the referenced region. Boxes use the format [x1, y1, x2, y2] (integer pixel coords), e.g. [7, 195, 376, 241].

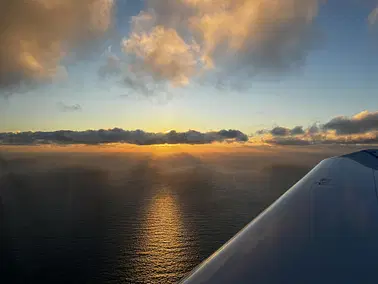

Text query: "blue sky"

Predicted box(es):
[1, 0, 378, 134]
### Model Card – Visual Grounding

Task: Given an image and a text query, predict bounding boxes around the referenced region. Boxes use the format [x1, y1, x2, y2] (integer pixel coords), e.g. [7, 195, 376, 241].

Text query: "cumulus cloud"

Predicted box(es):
[271, 125, 307, 137]
[2, 0, 378, 98]
[290, 126, 305, 136]
[123, 25, 201, 86]
[271, 126, 291, 136]
[120, 0, 322, 88]
[323, 111, 378, 135]
[255, 111, 378, 146]
[307, 123, 320, 135]
[57, 102, 82, 112]
[0, 0, 114, 93]
[97, 45, 173, 99]
[0, 128, 248, 145]
[369, 7, 378, 25]
[256, 129, 269, 135]
[4, 0, 378, 96]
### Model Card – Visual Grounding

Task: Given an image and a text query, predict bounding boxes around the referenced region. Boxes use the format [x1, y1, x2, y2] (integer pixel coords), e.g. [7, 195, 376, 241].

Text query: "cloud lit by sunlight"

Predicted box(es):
[1, 0, 378, 95]
[0, 0, 114, 91]
[122, 0, 321, 88]
[123, 24, 201, 86]
[369, 7, 378, 25]
[254, 110, 378, 146]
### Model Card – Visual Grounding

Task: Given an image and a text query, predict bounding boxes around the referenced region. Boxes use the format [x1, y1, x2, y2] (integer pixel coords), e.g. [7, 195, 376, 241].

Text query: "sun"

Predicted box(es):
[164, 129, 175, 133]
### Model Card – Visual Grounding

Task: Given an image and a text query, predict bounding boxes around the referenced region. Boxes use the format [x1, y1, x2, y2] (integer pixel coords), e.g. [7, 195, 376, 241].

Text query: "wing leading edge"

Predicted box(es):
[180, 149, 378, 284]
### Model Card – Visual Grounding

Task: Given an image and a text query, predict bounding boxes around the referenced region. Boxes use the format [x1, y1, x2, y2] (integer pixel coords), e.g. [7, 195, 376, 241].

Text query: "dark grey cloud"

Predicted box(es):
[290, 126, 305, 136]
[271, 127, 291, 136]
[57, 102, 82, 112]
[307, 123, 320, 135]
[256, 129, 269, 135]
[0, 128, 249, 146]
[218, 130, 248, 141]
[323, 111, 378, 135]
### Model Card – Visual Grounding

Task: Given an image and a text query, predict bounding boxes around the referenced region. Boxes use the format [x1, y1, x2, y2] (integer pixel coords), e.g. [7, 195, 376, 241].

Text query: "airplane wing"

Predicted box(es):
[180, 149, 378, 284]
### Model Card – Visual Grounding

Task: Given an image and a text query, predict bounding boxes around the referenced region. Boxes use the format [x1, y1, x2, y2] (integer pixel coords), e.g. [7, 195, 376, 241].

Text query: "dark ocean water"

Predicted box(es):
[0, 148, 350, 283]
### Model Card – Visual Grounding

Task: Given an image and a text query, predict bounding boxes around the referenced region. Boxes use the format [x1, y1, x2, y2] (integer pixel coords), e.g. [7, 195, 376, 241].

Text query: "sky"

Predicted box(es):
[1, 0, 378, 137]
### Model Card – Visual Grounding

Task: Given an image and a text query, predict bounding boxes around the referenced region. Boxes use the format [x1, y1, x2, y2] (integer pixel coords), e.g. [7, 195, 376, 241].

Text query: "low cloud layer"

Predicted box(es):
[3, 111, 378, 146]
[0, 129, 248, 145]
[255, 111, 378, 145]
[2, 110, 378, 146]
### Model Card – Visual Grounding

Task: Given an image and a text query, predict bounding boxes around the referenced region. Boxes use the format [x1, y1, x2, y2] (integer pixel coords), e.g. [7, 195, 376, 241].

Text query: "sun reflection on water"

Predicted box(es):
[132, 186, 194, 283]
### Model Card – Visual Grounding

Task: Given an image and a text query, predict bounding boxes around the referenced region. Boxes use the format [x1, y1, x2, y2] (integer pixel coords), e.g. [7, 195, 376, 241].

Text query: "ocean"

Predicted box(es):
[0, 146, 357, 283]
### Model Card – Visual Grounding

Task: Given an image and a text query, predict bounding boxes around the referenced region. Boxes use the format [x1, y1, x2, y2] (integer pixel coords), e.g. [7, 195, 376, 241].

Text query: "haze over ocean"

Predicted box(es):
[0, 145, 367, 283]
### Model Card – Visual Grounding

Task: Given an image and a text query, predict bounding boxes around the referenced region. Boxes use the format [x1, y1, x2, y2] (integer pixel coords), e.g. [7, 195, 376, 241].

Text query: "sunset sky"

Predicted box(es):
[1, 0, 378, 138]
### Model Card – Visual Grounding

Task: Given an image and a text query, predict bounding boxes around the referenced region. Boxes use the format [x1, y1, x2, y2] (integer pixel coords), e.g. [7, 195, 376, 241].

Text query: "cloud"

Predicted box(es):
[218, 129, 248, 141]
[290, 126, 305, 136]
[271, 127, 291, 136]
[369, 7, 378, 25]
[57, 102, 82, 112]
[0, 128, 249, 145]
[121, 0, 322, 88]
[98, 54, 122, 78]
[256, 129, 269, 135]
[97, 46, 173, 99]
[2, 111, 378, 147]
[0, 0, 114, 94]
[123, 24, 201, 86]
[254, 110, 378, 146]
[323, 111, 378, 135]
[307, 123, 320, 135]
[3, 0, 378, 96]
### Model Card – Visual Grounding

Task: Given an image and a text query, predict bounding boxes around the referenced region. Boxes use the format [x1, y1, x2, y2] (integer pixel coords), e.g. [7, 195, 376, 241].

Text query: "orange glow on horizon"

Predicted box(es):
[0, 142, 271, 155]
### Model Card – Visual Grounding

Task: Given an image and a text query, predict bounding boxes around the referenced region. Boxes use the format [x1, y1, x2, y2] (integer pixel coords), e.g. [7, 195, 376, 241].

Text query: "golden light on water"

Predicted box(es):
[0, 143, 273, 159]
[133, 186, 194, 283]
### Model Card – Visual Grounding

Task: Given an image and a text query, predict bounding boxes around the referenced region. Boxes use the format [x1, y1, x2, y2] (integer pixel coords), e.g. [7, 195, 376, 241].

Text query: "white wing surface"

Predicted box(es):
[181, 149, 378, 284]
